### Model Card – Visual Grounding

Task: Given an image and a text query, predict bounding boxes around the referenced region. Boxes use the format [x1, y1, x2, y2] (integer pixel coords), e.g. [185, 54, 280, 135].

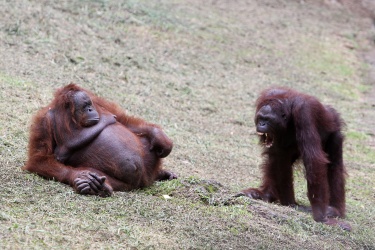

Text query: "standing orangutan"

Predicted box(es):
[239, 87, 350, 231]
[23, 84, 176, 197]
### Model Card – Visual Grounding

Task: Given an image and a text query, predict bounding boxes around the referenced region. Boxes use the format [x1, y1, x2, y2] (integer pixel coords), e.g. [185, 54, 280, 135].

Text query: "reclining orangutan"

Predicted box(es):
[23, 83, 176, 197]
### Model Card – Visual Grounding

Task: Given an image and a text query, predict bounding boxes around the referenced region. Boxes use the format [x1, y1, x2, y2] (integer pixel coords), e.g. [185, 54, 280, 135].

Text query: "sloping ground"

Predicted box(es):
[0, 0, 374, 249]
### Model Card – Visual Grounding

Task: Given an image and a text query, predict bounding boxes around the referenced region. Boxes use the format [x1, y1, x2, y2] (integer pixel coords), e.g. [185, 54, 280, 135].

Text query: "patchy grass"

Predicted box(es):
[346, 131, 375, 164]
[1, 0, 375, 249]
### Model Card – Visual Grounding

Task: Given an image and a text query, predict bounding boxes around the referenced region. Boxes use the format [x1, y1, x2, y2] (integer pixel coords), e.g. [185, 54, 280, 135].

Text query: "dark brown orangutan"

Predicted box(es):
[239, 87, 350, 231]
[23, 84, 176, 197]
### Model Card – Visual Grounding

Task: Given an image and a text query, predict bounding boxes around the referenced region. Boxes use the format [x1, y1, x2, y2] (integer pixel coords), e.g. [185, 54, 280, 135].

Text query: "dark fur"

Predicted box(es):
[240, 87, 350, 230]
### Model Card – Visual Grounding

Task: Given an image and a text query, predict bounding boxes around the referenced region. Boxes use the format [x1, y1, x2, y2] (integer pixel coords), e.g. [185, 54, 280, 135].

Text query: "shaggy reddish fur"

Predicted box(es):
[240, 87, 350, 230]
[23, 84, 176, 197]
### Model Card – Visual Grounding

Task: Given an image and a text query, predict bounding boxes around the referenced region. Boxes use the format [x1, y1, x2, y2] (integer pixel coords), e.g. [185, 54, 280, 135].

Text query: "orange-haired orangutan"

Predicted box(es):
[239, 87, 350, 231]
[23, 84, 176, 197]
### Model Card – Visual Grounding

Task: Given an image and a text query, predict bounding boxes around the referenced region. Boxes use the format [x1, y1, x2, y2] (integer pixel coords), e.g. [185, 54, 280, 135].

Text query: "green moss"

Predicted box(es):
[142, 179, 183, 196]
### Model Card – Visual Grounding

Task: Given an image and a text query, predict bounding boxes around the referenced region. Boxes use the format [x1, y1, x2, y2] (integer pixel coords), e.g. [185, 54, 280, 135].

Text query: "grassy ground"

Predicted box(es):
[1, 0, 375, 249]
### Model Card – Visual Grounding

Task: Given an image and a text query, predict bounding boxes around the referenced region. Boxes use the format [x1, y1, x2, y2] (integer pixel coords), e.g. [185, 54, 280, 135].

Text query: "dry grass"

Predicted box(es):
[0, 0, 375, 249]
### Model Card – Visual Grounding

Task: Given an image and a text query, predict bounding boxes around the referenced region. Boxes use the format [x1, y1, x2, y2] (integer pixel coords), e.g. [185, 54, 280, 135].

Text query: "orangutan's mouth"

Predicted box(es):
[257, 132, 273, 148]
